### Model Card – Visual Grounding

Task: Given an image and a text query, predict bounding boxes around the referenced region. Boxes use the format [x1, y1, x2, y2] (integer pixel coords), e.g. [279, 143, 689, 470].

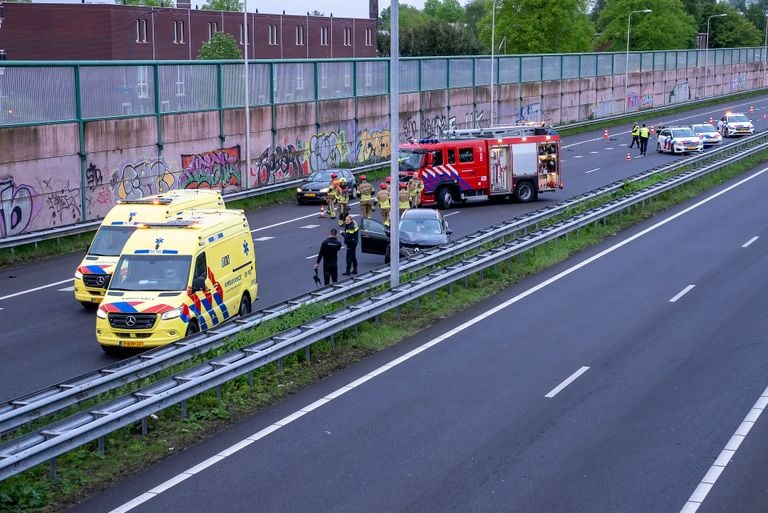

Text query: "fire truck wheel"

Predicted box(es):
[515, 181, 536, 203]
[436, 187, 453, 210]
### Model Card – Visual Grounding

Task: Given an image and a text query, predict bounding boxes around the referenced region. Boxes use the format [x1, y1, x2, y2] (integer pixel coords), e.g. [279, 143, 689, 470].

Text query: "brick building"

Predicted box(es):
[0, 2, 379, 61]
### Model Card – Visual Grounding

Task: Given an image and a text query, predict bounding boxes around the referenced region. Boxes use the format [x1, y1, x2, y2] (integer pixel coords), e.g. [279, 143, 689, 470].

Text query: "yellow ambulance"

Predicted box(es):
[95, 209, 257, 353]
[74, 190, 225, 308]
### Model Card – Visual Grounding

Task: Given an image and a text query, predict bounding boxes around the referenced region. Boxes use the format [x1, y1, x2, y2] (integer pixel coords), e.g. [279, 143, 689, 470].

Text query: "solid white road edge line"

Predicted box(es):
[679, 383, 768, 513]
[669, 285, 696, 303]
[0, 278, 74, 302]
[108, 165, 768, 513]
[545, 366, 590, 398]
[742, 236, 759, 248]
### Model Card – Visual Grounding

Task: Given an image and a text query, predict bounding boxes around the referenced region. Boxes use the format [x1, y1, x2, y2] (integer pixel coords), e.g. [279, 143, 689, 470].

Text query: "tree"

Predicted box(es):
[743, 1, 768, 40]
[200, 0, 242, 12]
[701, 3, 762, 48]
[596, 0, 698, 51]
[481, 0, 595, 54]
[197, 32, 242, 59]
[589, 0, 607, 24]
[400, 20, 484, 56]
[463, 0, 492, 29]
[379, 5, 427, 32]
[424, 0, 464, 23]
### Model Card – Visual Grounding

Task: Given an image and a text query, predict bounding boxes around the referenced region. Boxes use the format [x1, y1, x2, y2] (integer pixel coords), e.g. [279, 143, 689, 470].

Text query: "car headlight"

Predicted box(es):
[319, 187, 329, 193]
[74, 270, 83, 279]
[161, 307, 182, 320]
[296, 187, 303, 193]
[97, 308, 107, 319]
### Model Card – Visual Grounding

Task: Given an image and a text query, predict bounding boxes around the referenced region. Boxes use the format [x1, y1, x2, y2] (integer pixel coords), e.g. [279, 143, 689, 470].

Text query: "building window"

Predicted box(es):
[208, 22, 218, 40]
[295, 25, 305, 46]
[320, 26, 329, 47]
[135, 19, 148, 43]
[173, 21, 185, 44]
[365, 27, 372, 47]
[343, 27, 352, 47]
[268, 24, 278, 45]
[239, 23, 244, 45]
[137, 66, 150, 99]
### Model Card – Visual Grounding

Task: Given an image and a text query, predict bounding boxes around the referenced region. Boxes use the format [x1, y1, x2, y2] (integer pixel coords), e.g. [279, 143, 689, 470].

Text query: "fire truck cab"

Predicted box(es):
[398, 125, 562, 209]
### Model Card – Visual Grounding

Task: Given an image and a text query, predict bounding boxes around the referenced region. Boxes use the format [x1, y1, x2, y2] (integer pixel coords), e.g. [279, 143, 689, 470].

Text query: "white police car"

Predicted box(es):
[718, 112, 754, 137]
[656, 126, 703, 154]
[690, 123, 723, 146]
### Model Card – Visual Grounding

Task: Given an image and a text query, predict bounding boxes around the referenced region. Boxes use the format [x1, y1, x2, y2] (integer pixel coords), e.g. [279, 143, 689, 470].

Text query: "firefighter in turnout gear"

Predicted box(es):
[407, 175, 424, 208]
[326, 173, 339, 217]
[357, 175, 374, 219]
[398, 182, 410, 218]
[375, 182, 391, 227]
[336, 177, 350, 226]
[384, 176, 392, 191]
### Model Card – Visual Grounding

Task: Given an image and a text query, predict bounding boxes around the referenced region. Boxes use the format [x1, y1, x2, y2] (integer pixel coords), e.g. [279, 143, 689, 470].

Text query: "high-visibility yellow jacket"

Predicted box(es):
[375, 190, 390, 209]
[639, 127, 650, 138]
[631, 125, 640, 136]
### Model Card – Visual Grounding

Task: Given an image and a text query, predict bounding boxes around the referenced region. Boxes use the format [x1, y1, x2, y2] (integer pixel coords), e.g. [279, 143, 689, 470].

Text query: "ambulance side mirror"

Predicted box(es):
[192, 275, 206, 292]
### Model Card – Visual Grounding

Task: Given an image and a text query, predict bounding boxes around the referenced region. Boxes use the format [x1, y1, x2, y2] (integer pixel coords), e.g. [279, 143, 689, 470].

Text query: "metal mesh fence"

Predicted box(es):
[0, 47, 765, 127]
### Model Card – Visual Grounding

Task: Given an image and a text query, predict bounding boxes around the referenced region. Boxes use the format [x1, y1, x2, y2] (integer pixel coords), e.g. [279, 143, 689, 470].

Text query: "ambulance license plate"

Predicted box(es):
[122, 340, 144, 348]
[304, 193, 316, 197]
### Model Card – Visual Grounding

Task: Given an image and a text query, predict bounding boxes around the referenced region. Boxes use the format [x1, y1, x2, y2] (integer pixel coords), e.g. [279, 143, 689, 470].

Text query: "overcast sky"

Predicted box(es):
[30, 0, 471, 18]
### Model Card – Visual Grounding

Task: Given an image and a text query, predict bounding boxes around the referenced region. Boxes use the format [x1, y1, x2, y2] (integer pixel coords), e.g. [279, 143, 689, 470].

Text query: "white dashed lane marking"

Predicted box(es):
[300, 224, 321, 229]
[254, 236, 275, 242]
[58, 286, 75, 292]
[669, 284, 695, 303]
[742, 236, 758, 248]
[545, 366, 590, 398]
[573, 155, 584, 159]
[585, 168, 601, 174]
[305, 254, 318, 260]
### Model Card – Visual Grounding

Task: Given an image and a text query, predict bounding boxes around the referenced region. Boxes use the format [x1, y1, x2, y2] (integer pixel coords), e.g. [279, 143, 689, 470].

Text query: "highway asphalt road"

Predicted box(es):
[65, 136, 768, 513]
[1, 94, 767, 401]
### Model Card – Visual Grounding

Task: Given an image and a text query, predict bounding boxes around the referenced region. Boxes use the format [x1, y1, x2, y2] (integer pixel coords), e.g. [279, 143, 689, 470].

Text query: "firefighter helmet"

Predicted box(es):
[380, 183, 387, 189]
[359, 175, 367, 181]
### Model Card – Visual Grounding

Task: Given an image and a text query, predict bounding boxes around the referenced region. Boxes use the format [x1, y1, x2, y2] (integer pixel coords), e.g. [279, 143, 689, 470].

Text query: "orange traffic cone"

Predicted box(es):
[626, 152, 631, 161]
[603, 128, 609, 138]
[318, 205, 327, 218]
[763, 113, 767, 120]
[749, 105, 754, 114]
[709, 116, 713, 125]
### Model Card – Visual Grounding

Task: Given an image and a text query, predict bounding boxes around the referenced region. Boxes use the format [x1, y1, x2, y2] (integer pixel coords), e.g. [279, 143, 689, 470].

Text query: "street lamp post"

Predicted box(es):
[490, 0, 499, 127]
[763, 14, 767, 87]
[705, 13, 727, 98]
[624, 9, 651, 114]
[243, 1, 250, 190]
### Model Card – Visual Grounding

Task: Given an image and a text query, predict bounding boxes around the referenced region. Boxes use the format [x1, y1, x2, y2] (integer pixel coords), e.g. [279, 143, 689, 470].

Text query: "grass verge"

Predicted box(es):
[2, 142, 767, 513]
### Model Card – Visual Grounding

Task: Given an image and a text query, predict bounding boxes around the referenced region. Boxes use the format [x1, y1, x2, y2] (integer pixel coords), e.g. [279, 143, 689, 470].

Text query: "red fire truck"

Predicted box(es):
[398, 125, 563, 209]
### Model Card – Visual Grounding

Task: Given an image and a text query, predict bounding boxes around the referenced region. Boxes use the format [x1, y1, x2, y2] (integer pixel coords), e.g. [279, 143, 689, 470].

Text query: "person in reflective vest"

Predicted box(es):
[629, 122, 640, 149]
[398, 182, 410, 218]
[326, 173, 339, 217]
[336, 177, 350, 226]
[407, 176, 424, 208]
[375, 183, 391, 227]
[341, 215, 359, 276]
[357, 175, 374, 219]
[639, 124, 650, 156]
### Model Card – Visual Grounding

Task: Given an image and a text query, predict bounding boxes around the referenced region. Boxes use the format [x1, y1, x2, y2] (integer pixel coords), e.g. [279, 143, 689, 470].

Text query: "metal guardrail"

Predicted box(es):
[2, 134, 766, 480]
[1, 86, 759, 252]
[0, 163, 384, 251]
[0, 131, 765, 436]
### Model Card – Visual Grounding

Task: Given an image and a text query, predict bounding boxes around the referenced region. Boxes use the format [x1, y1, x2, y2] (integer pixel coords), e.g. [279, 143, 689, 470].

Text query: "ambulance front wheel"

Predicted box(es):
[185, 320, 200, 337]
[80, 301, 98, 310]
[238, 293, 252, 317]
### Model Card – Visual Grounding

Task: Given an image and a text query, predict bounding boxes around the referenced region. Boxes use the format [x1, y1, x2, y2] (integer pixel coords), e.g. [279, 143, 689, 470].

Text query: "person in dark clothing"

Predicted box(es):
[341, 215, 359, 276]
[314, 228, 342, 285]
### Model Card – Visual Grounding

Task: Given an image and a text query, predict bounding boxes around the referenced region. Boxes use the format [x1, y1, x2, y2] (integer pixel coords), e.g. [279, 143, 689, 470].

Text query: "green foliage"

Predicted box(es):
[379, 5, 427, 32]
[423, 0, 465, 23]
[483, 0, 595, 54]
[701, 3, 762, 48]
[197, 32, 242, 60]
[400, 20, 484, 56]
[596, 0, 698, 51]
[464, 0, 492, 29]
[200, 0, 242, 12]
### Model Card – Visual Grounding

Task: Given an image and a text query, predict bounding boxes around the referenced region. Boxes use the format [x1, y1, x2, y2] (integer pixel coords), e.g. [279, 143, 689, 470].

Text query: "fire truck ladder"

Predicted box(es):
[440, 125, 549, 139]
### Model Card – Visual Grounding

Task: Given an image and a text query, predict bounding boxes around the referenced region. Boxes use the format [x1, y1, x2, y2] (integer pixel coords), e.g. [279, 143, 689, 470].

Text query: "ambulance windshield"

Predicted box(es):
[89, 227, 136, 257]
[398, 150, 424, 171]
[111, 255, 192, 291]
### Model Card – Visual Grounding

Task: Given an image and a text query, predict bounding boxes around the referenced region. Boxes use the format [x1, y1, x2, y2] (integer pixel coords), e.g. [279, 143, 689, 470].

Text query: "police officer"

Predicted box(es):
[629, 122, 640, 149]
[357, 175, 374, 219]
[398, 182, 410, 218]
[336, 177, 350, 226]
[326, 172, 339, 217]
[407, 175, 424, 208]
[341, 215, 359, 276]
[314, 228, 342, 285]
[375, 182, 391, 227]
[639, 123, 650, 156]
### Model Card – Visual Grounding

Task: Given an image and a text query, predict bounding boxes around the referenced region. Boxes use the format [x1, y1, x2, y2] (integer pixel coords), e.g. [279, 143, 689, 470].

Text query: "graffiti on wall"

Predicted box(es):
[38, 177, 80, 226]
[180, 146, 241, 190]
[0, 177, 39, 237]
[515, 103, 541, 124]
[594, 94, 614, 118]
[731, 76, 746, 91]
[309, 131, 350, 171]
[356, 129, 391, 163]
[669, 82, 690, 104]
[254, 144, 309, 186]
[111, 157, 175, 202]
[422, 114, 456, 137]
[85, 162, 111, 211]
